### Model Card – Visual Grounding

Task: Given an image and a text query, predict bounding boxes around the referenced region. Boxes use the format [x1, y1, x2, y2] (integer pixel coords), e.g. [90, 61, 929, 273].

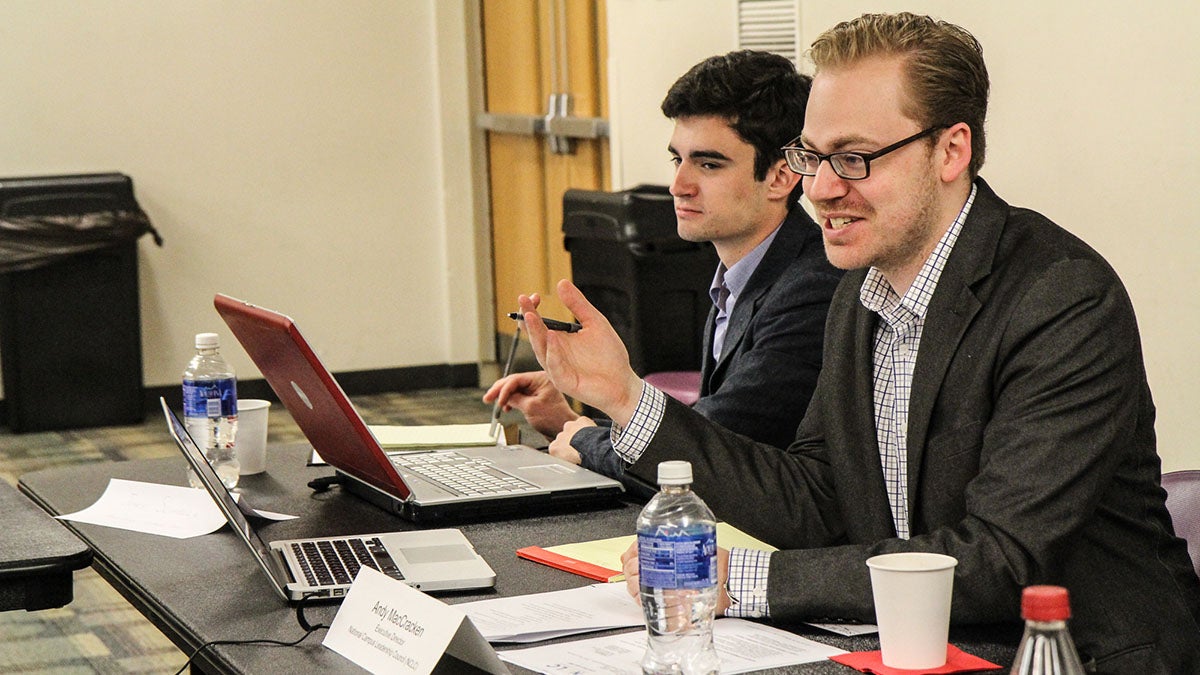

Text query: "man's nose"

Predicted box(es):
[803, 160, 849, 202]
[670, 165, 696, 197]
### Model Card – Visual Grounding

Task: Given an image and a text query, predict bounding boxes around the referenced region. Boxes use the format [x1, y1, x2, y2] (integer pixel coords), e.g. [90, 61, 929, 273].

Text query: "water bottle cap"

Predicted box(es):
[657, 460, 693, 485]
[1021, 585, 1071, 621]
[195, 332, 220, 349]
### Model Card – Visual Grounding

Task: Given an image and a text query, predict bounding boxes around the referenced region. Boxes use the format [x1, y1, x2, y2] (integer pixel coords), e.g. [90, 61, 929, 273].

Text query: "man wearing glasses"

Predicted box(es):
[514, 12, 1200, 672]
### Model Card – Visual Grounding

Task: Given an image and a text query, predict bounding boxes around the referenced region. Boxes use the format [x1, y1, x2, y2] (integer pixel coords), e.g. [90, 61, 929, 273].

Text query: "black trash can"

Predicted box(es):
[0, 173, 161, 432]
[563, 185, 718, 376]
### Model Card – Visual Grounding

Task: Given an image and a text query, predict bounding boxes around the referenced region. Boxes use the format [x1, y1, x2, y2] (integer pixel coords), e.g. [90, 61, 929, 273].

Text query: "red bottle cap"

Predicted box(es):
[1021, 585, 1071, 621]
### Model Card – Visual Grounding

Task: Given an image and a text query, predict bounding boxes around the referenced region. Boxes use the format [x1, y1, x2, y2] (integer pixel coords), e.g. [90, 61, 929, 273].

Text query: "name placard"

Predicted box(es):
[323, 566, 506, 674]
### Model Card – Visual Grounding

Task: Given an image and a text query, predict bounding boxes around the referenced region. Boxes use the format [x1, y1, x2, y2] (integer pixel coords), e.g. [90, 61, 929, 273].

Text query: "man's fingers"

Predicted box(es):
[522, 310, 549, 366]
[547, 435, 582, 464]
[622, 550, 640, 601]
[484, 376, 517, 407]
[620, 541, 638, 565]
[495, 378, 522, 407]
[516, 293, 550, 365]
[556, 279, 606, 329]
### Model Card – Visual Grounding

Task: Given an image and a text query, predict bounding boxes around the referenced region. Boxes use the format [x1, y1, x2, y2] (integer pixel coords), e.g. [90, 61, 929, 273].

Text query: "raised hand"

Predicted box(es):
[518, 279, 645, 427]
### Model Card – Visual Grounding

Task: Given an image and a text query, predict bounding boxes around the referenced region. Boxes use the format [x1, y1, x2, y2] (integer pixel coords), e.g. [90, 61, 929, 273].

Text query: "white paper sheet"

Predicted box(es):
[806, 621, 878, 636]
[459, 583, 643, 643]
[497, 618, 847, 674]
[57, 478, 296, 538]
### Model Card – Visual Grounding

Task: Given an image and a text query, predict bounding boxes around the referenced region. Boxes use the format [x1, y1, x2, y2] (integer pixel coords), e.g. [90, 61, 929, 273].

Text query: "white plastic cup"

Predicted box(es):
[866, 552, 958, 669]
[236, 399, 271, 475]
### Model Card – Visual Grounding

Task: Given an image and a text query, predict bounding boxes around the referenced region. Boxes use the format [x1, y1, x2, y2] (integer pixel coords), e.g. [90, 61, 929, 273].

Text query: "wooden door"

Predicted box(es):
[480, 0, 610, 347]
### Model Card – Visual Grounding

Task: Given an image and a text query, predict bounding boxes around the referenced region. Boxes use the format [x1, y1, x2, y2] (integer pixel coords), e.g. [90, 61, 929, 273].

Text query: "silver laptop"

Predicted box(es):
[161, 399, 496, 601]
[212, 294, 624, 523]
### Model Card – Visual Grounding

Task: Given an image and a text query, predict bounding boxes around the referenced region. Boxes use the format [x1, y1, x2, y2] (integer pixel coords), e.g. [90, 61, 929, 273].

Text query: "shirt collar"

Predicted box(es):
[710, 221, 782, 308]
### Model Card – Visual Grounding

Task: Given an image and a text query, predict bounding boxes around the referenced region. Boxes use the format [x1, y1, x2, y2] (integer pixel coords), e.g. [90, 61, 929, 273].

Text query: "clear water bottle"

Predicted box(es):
[1010, 585, 1086, 675]
[637, 460, 719, 675]
[182, 332, 240, 489]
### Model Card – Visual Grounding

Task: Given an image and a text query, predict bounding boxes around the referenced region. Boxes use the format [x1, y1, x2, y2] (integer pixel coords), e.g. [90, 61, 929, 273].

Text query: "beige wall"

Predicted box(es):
[4, 1, 1197, 471]
[0, 0, 489, 391]
[608, 0, 1200, 471]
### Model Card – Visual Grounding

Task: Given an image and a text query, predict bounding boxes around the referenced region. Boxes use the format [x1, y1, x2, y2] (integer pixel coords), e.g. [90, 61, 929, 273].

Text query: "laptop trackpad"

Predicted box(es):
[521, 463, 574, 475]
[402, 544, 477, 564]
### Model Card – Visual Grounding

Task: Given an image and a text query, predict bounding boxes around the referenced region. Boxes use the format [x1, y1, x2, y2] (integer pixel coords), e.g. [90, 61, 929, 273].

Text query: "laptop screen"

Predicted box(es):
[160, 399, 293, 597]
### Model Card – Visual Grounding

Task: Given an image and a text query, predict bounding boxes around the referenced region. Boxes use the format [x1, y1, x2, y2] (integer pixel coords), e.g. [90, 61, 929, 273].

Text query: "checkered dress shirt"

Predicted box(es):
[860, 184, 974, 539]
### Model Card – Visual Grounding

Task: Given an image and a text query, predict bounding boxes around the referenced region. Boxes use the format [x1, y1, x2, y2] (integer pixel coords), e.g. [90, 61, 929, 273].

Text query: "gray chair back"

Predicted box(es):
[1163, 469, 1200, 579]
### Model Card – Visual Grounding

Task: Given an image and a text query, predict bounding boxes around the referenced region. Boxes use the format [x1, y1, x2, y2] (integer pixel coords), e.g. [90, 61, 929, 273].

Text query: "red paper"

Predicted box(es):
[830, 644, 1001, 674]
[516, 545, 623, 582]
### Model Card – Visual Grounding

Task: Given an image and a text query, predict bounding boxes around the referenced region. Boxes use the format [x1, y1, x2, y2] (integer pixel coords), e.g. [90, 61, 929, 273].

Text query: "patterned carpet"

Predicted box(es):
[0, 388, 505, 674]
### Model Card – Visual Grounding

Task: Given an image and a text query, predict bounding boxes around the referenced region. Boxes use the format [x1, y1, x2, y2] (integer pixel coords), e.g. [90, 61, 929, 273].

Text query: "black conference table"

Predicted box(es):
[19, 443, 1018, 673]
[0, 477, 92, 612]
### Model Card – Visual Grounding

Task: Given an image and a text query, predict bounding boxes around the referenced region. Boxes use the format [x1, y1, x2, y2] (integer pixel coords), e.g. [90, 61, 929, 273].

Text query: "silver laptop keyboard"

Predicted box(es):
[391, 451, 540, 497]
[290, 537, 404, 587]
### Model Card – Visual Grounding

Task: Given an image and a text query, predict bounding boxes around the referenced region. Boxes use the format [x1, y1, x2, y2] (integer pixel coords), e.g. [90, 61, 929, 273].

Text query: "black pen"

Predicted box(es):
[506, 312, 582, 333]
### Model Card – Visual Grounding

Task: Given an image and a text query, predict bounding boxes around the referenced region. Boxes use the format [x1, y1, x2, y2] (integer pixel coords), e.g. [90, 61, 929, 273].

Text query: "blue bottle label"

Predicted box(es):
[182, 378, 238, 418]
[637, 528, 717, 589]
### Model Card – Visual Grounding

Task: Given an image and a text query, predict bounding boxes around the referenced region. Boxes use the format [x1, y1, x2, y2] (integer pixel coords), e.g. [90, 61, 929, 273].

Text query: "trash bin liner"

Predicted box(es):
[0, 173, 161, 432]
[0, 174, 161, 272]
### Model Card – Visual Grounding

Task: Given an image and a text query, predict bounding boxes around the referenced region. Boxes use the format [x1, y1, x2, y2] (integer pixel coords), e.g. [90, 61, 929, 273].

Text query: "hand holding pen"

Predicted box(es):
[518, 280, 645, 428]
[489, 308, 582, 438]
[506, 312, 581, 333]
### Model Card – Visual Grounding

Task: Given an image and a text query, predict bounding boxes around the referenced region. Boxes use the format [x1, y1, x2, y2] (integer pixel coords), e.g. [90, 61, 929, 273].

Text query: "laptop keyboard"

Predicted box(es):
[391, 451, 540, 497]
[290, 537, 404, 587]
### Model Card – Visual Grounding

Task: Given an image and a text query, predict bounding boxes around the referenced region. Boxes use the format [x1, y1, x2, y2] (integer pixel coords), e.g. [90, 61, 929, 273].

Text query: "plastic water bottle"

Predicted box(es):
[637, 460, 719, 674]
[1010, 585, 1086, 675]
[182, 332, 240, 489]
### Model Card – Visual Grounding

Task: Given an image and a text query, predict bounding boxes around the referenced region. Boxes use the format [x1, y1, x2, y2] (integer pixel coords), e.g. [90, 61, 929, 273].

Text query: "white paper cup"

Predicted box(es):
[236, 399, 271, 475]
[866, 552, 958, 669]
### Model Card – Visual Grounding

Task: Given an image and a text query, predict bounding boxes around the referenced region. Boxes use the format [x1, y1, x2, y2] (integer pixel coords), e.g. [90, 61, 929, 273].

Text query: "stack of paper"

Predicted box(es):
[460, 584, 643, 643]
[310, 423, 503, 465]
[498, 618, 848, 673]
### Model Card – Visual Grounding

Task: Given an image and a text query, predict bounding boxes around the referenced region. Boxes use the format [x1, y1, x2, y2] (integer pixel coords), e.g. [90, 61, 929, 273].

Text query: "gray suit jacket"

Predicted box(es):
[626, 180, 1200, 673]
[572, 206, 840, 496]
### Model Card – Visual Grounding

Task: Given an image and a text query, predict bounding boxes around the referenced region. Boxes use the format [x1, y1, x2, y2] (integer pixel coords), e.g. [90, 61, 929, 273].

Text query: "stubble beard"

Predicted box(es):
[812, 157, 944, 276]
[872, 168, 942, 280]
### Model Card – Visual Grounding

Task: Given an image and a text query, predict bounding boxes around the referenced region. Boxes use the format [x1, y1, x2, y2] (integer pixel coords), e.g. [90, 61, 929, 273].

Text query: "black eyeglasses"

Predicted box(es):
[781, 126, 946, 180]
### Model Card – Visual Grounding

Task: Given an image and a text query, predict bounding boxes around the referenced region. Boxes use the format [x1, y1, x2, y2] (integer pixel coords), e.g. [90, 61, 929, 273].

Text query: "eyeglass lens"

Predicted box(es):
[783, 126, 943, 180]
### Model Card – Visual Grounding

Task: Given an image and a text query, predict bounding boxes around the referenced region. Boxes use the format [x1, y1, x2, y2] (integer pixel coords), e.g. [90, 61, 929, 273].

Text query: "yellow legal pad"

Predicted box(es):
[367, 423, 500, 448]
[518, 522, 778, 582]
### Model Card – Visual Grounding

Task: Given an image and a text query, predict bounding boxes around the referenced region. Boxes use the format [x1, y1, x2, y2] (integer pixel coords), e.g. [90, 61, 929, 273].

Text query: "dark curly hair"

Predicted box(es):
[661, 50, 811, 184]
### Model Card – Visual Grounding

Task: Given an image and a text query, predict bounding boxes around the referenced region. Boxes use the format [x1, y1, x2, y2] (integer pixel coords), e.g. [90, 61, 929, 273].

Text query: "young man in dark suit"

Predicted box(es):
[515, 13, 1200, 673]
[485, 51, 841, 496]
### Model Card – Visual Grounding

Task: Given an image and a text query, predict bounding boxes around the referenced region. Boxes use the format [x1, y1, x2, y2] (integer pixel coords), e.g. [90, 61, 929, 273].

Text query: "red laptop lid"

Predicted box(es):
[213, 294, 410, 500]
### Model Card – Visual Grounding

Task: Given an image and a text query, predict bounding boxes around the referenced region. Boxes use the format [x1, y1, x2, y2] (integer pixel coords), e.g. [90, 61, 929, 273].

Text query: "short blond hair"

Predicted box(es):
[808, 12, 989, 178]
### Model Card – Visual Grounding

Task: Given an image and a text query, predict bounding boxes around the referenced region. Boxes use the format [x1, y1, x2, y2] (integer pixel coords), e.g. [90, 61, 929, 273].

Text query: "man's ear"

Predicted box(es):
[939, 122, 973, 183]
[766, 158, 802, 201]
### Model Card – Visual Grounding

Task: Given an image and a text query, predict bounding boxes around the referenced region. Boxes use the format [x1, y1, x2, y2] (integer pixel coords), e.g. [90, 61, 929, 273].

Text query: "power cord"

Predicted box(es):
[307, 474, 342, 493]
[171, 592, 331, 674]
